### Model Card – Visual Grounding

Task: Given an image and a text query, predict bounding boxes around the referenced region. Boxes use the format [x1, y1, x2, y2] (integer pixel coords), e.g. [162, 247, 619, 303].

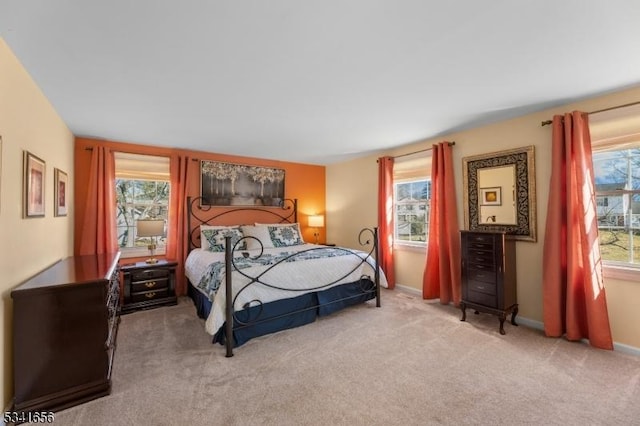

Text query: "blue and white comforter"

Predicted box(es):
[184, 244, 388, 335]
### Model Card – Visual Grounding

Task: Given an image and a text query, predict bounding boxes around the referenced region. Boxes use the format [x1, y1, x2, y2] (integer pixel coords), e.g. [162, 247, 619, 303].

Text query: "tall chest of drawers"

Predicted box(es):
[11, 252, 121, 414]
[460, 231, 518, 334]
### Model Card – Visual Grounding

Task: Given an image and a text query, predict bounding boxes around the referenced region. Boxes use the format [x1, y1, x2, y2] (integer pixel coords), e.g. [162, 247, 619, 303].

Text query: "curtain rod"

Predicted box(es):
[540, 100, 640, 126]
[392, 141, 456, 159]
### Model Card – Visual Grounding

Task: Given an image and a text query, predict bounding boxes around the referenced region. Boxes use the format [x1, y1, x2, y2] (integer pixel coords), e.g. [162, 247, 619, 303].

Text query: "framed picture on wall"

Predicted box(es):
[480, 187, 502, 206]
[24, 151, 46, 218]
[200, 160, 285, 206]
[54, 168, 68, 217]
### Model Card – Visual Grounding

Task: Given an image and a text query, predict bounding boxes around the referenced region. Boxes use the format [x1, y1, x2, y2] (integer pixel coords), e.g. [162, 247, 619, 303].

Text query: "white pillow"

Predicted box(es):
[200, 225, 243, 251]
[240, 225, 274, 250]
[254, 223, 305, 248]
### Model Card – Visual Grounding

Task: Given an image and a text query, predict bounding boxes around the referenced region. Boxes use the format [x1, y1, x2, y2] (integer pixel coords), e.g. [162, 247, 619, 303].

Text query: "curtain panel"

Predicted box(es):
[377, 156, 396, 289]
[78, 146, 118, 256]
[423, 142, 461, 305]
[166, 154, 192, 296]
[542, 111, 613, 350]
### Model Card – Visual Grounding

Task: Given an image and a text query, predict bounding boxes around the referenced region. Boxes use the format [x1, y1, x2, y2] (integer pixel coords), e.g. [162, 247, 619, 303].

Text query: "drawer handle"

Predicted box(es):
[145, 292, 156, 299]
[477, 286, 485, 290]
[475, 258, 485, 262]
[145, 281, 156, 288]
[476, 274, 485, 278]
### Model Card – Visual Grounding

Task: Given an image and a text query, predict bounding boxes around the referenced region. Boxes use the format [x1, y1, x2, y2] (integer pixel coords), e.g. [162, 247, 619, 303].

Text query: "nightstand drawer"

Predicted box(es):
[131, 268, 170, 281]
[131, 288, 170, 303]
[121, 260, 178, 314]
[131, 277, 169, 293]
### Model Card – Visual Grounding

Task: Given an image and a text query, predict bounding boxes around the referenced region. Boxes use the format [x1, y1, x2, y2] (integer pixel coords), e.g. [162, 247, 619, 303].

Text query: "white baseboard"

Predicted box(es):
[394, 283, 422, 296]
[389, 285, 640, 357]
[612, 341, 640, 357]
[515, 316, 544, 330]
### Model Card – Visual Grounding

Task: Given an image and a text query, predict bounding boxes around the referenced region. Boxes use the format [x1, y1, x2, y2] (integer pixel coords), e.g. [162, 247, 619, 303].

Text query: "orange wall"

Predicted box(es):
[74, 137, 327, 260]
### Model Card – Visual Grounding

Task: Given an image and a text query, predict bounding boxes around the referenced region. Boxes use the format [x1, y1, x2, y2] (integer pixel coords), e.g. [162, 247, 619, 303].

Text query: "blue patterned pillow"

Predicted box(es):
[202, 227, 246, 252]
[268, 224, 304, 247]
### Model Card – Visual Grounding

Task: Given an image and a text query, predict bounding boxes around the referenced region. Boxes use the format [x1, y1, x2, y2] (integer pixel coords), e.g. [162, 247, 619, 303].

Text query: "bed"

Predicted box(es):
[184, 196, 386, 357]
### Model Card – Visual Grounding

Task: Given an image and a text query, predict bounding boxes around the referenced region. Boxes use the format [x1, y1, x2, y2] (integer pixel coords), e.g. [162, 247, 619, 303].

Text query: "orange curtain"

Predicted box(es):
[377, 156, 395, 289]
[542, 112, 613, 350]
[423, 142, 461, 305]
[78, 146, 118, 256]
[166, 153, 192, 296]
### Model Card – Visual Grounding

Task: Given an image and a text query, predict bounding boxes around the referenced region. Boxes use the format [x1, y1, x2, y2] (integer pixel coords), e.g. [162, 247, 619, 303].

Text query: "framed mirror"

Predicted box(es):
[462, 145, 536, 242]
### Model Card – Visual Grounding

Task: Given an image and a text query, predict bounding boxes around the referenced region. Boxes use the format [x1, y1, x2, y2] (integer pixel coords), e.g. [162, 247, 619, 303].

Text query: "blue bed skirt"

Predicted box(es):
[188, 278, 376, 347]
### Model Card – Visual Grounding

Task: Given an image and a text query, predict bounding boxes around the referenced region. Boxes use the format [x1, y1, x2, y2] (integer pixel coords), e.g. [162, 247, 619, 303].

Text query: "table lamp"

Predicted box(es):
[136, 219, 165, 264]
[308, 214, 325, 245]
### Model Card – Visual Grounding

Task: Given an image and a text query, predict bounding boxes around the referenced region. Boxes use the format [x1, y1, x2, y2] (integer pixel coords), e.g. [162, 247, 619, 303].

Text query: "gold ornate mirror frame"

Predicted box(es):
[462, 145, 537, 242]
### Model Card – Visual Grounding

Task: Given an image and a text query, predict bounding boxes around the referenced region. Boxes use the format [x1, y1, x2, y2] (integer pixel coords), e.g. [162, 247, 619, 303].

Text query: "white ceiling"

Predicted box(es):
[2, 1, 640, 165]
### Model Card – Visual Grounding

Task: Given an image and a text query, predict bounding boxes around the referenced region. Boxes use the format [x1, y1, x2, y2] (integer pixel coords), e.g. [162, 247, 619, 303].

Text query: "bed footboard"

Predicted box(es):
[222, 227, 381, 357]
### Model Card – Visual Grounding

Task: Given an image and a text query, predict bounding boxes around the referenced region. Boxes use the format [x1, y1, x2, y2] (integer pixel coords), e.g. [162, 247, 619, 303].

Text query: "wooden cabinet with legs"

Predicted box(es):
[460, 231, 518, 335]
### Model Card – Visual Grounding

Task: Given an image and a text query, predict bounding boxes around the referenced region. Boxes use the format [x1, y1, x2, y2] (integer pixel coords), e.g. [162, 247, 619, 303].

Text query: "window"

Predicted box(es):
[593, 147, 640, 267]
[114, 153, 171, 258]
[392, 151, 432, 247]
[394, 179, 431, 244]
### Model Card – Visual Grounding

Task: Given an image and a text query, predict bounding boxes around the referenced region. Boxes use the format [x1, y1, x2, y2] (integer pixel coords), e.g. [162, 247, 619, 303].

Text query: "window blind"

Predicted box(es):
[114, 152, 170, 181]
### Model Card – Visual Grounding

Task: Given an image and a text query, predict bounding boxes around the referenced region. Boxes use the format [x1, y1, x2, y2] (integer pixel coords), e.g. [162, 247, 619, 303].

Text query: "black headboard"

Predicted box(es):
[186, 196, 298, 252]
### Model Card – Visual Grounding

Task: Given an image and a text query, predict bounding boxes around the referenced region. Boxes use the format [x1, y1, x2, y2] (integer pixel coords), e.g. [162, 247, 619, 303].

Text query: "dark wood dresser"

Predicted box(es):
[460, 231, 518, 334]
[121, 260, 177, 314]
[11, 252, 121, 414]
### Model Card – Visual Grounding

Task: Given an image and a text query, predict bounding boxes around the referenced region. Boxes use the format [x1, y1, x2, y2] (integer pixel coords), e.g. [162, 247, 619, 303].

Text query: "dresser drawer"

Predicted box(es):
[466, 233, 494, 244]
[468, 279, 496, 295]
[468, 269, 496, 284]
[131, 268, 170, 281]
[466, 289, 497, 308]
[466, 249, 494, 264]
[131, 288, 170, 303]
[467, 261, 495, 273]
[131, 277, 169, 293]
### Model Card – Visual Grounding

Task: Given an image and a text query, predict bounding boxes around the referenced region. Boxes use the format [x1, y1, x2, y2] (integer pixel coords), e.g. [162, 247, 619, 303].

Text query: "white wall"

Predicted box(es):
[0, 38, 74, 408]
[327, 84, 640, 350]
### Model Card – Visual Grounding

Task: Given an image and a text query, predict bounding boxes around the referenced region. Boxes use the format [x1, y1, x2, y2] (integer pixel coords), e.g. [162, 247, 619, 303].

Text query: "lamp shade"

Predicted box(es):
[308, 215, 325, 228]
[136, 219, 165, 237]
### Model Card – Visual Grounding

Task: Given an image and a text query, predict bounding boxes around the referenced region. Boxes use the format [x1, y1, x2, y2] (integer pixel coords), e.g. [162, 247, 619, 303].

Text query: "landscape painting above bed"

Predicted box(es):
[200, 160, 285, 207]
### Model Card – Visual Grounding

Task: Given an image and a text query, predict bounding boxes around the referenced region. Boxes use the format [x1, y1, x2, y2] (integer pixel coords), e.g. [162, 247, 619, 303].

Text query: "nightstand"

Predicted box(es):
[121, 260, 178, 314]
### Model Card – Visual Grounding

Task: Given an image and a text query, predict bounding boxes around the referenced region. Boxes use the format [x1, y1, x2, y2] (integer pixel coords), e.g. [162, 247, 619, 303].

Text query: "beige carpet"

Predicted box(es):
[39, 289, 640, 426]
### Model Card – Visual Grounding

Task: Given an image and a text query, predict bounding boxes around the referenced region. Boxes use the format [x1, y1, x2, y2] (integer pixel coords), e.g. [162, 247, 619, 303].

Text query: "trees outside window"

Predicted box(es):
[394, 179, 430, 244]
[115, 179, 170, 250]
[113, 152, 171, 257]
[593, 147, 640, 266]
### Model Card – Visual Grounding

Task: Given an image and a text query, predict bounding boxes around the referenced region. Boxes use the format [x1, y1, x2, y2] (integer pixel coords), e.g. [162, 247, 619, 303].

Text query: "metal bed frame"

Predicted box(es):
[186, 196, 381, 357]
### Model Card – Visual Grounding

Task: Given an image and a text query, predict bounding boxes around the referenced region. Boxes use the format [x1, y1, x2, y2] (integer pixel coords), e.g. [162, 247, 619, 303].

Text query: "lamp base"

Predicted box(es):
[146, 244, 158, 264]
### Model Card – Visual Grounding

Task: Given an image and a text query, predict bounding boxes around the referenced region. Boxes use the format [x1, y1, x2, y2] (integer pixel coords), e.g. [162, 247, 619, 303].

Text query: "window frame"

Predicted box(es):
[114, 153, 171, 259]
[393, 177, 431, 249]
[592, 146, 640, 277]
